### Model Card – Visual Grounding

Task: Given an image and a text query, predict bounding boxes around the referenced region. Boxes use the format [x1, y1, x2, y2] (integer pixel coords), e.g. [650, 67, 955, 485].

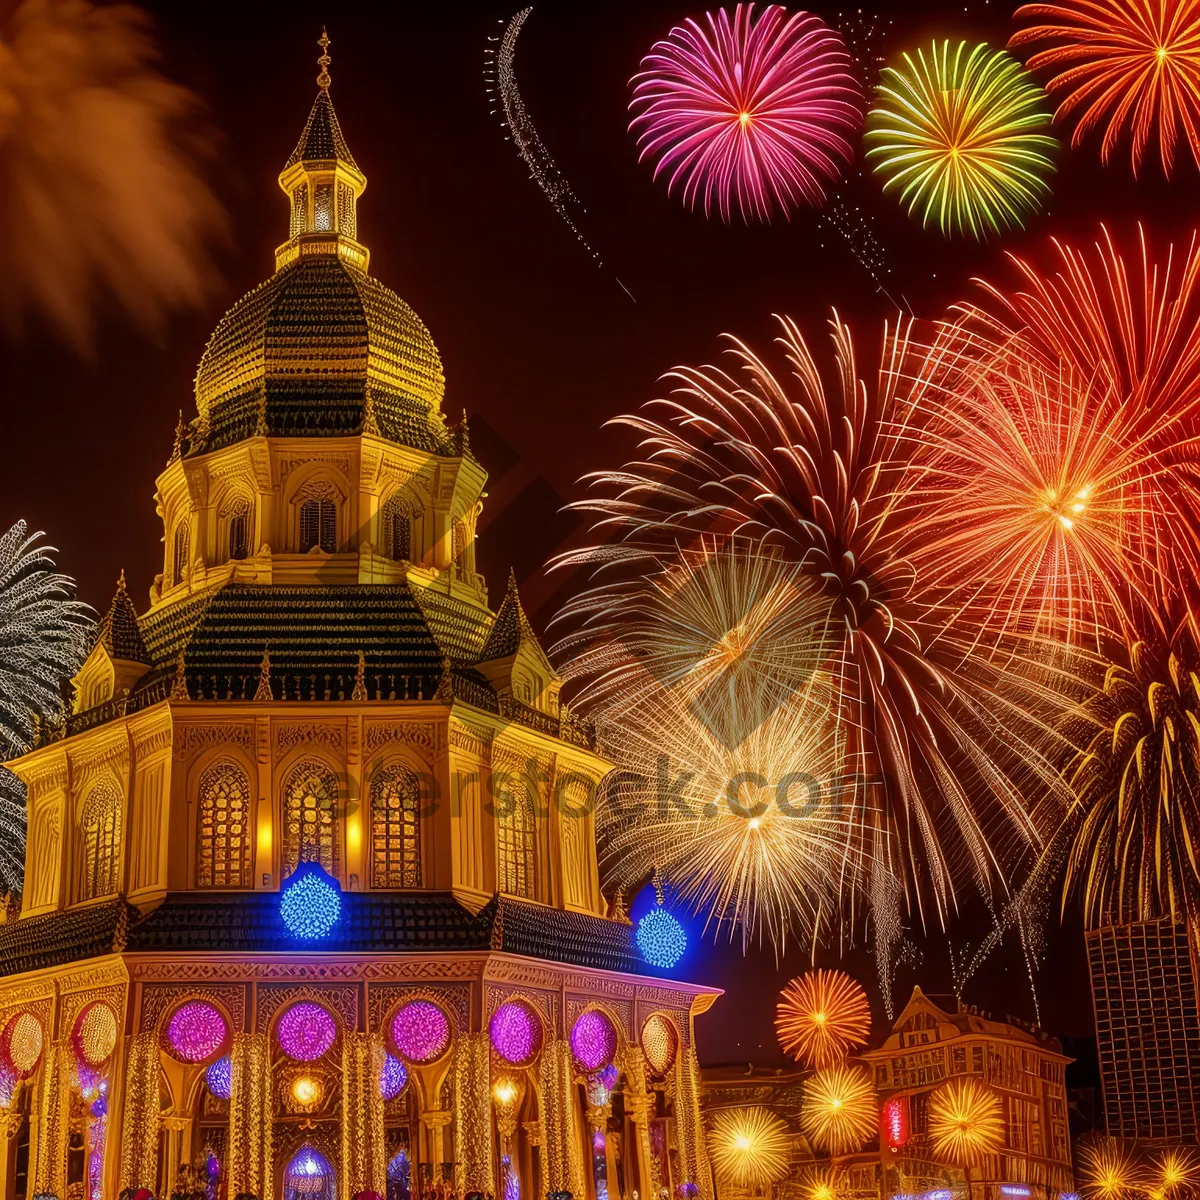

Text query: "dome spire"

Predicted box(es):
[275, 30, 368, 272]
[317, 27, 332, 90]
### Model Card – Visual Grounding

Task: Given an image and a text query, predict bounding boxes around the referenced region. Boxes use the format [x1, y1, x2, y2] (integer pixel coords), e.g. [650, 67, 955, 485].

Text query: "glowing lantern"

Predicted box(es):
[1, 1012, 44, 1079]
[390, 1000, 450, 1064]
[489, 1001, 544, 1067]
[72, 1002, 118, 1068]
[570, 1010, 618, 1072]
[165, 1002, 227, 1064]
[206, 1055, 232, 1100]
[641, 1013, 679, 1075]
[276, 1003, 337, 1062]
[881, 1095, 910, 1149]
[379, 1053, 408, 1101]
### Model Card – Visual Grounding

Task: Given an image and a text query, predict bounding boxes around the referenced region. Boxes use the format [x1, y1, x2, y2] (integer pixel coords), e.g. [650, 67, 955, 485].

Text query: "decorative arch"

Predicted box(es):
[288, 472, 349, 555]
[77, 780, 122, 900]
[195, 758, 253, 888]
[280, 757, 341, 880]
[496, 768, 537, 900]
[221, 494, 252, 562]
[368, 760, 422, 888]
[282, 1144, 336, 1200]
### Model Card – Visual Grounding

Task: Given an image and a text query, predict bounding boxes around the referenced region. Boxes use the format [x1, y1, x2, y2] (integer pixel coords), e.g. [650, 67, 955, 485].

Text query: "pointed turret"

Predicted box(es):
[72, 571, 151, 711]
[96, 570, 150, 665]
[275, 29, 369, 272]
[476, 571, 561, 715]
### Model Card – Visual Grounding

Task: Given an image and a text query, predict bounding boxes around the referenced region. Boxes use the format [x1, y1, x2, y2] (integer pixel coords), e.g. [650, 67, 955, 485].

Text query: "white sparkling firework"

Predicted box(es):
[484, 9, 634, 300]
[0, 521, 94, 893]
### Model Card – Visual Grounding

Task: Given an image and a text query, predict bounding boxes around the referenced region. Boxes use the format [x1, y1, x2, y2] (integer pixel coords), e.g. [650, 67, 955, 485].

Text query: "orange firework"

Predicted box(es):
[1011, 0, 1200, 176]
[1078, 1137, 1143, 1199]
[927, 1078, 1004, 1165]
[923, 227, 1200, 647]
[776, 970, 871, 1068]
[708, 1107, 792, 1188]
[1152, 1145, 1199, 1195]
[800, 1064, 877, 1154]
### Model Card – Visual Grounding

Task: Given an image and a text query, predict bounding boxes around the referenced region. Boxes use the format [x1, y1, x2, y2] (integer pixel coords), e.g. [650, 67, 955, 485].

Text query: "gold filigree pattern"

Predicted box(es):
[341, 1032, 387, 1198]
[228, 1032, 273, 1199]
[119, 1032, 161, 1193]
[452, 1032, 492, 1193]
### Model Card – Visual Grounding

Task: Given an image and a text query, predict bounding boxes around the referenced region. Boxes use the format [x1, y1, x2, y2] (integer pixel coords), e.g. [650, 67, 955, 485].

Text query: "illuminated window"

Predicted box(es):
[337, 182, 356, 240]
[382, 495, 411, 563]
[79, 783, 122, 900]
[290, 184, 309, 237]
[299, 498, 338, 553]
[313, 183, 334, 232]
[497, 775, 536, 899]
[452, 521, 466, 572]
[173, 524, 189, 586]
[281, 759, 340, 880]
[370, 762, 421, 888]
[196, 760, 252, 889]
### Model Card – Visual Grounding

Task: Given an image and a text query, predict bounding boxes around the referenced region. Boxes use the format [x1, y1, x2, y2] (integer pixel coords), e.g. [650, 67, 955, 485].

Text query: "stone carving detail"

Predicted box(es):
[364, 722, 436, 755]
[274, 723, 344, 754]
[175, 724, 255, 758]
[128, 958, 486, 984]
[138, 983, 248, 1035]
[255, 983, 358, 1034]
[367, 983, 471, 1035]
[60, 982, 127, 1035]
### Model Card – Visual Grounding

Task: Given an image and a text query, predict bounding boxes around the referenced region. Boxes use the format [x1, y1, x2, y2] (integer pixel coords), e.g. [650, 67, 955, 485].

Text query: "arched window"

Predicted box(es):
[299, 497, 338, 553]
[497, 774, 536, 899]
[196, 760, 253, 888]
[452, 520, 466, 572]
[281, 758, 340, 880]
[227, 506, 249, 561]
[79, 783, 122, 900]
[283, 1146, 335, 1200]
[382, 495, 411, 563]
[370, 762, 421, 888]
[172, 524, 189, 586]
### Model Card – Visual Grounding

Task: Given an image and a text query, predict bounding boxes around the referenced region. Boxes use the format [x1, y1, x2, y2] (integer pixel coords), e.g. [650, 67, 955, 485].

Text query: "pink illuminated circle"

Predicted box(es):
[276, 1003, 337, 1062]
[489, 1000, 544, 1067]
[390, 1000, 450, 1064]
[571, 1010, 618, 1072]
[166, 1002, 227, 1064]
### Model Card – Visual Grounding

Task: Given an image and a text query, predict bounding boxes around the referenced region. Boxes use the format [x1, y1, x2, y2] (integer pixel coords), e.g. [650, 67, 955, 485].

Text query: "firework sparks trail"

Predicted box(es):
[484, 9, 634, 301]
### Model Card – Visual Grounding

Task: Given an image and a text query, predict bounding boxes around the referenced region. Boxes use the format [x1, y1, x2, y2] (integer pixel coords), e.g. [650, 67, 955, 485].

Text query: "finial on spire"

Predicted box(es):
[317, 28, 332, 90]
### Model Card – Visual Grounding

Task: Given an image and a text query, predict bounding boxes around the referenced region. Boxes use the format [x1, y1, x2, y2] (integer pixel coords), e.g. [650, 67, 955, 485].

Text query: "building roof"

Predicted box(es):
[284, 87, 358, 170]
[95, 571, 149, 664]
[191, 256, 446, 455]
[479, 570, 544, 662]
[0, 899, 131, 977]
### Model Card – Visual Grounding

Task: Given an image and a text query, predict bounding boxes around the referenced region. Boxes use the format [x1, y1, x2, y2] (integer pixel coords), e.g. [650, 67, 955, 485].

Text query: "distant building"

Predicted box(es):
[1085, 917, 1200, 1141]
[700, 989, 1074, 1200]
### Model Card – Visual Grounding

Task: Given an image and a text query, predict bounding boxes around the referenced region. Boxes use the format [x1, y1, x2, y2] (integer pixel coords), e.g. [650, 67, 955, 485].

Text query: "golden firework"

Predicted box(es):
[1079, 1137, 1142, 1200]
[1153, 1146, 1198, 1196]
[798, 1164, 846, 1200]
[800, 1064, 877, 1154]
[776, 970, 871, 1068]
[927, 1077, 1004, 1165]
[709, 1106, 792, 1188]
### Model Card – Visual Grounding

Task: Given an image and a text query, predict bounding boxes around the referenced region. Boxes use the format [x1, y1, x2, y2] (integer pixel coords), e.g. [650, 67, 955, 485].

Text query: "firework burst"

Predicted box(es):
[776, 969, 871, 1067]
[709, 1106, 792, 1188]
[556, 314, 1077, 1006]
[629, 4, 862, 222]
[865, 40, 1057, 238]
[1011, 0, 1200, 176]
[927, 1077, 1005, 1166]
[800, 1064, 877, 1154]
[1079, 1137, 1143, 1200]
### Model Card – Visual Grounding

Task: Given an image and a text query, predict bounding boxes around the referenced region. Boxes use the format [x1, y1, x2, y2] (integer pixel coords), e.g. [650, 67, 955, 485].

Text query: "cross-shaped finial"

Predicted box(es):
[317, 28, 331, 90]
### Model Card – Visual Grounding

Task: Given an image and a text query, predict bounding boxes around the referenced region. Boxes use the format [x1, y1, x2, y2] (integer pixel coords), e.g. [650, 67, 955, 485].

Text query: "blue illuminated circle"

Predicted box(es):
[279, 865, 341, 940]
[636, 906, 687, 968]
[205, 1055, 232, 1100]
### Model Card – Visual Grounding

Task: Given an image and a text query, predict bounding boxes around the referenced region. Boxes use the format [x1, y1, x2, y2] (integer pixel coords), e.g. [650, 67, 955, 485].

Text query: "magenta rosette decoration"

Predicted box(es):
[390, 1000, 450, 1064]
[570, 1010, 618, 1072]
[276, 1002, 337, 1062]
[165, 1001, 227, 1064]
[489, 1000, 544, 1066]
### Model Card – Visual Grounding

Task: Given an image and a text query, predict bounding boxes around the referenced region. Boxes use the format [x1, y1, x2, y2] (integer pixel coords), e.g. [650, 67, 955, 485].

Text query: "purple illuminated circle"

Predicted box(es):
[380, 1053, 408, 1101]
[166, 1002, 227, 1064]
[489, 1001, 544, 1067]
[390, 1000, 451, 1064]
[276, 1003, 337, 1062]
[570, 1010, 618, 1072]
[206, 1055, 232, 1100]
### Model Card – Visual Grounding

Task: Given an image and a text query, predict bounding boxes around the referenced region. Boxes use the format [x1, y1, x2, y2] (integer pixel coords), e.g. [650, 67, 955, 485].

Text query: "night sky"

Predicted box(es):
[6, 0, 1184, 1067]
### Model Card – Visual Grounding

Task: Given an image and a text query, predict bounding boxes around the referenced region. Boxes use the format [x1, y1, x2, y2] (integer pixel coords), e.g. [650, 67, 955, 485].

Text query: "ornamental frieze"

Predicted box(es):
[138, 982, 248, 1035]
[364, 720, 437, 755]
[366, 982, 472, 1035]
[125, 956, 487, 985]
[174, 723, 255, 759]
[274, 722, 345, 754]
[255, 981, 358, 1035]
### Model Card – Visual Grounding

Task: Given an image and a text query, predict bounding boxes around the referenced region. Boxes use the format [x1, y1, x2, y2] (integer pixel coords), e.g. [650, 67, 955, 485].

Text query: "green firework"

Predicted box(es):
[865, 40, 1058, 239]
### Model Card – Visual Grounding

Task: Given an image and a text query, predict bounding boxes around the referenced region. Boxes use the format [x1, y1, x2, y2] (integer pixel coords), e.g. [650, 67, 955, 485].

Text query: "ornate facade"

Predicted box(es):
[0, 45, 717, 1200]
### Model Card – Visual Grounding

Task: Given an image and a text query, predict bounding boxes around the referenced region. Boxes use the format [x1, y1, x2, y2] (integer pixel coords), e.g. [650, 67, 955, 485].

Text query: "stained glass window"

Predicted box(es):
[300, 498, 338, 553]
[196, 760, 252, 888]
[282, 758, 340, 880]
[80, 783, 121, 899]
[497, 776, 536, 899]
[370, 762, 421, 888]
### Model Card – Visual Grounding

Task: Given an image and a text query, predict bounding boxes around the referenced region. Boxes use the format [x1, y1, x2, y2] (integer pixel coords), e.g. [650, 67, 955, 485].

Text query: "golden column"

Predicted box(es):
[538, 1039, 586, 1200]
[32, 1041, 71, 1199]
[452, 1032, 493, 1193]
[342, 1032, 387, 1199]
[227, 1032, 273, 1199]
[622, 1047, 659, 1200]
[673, 1045, 711, 1200]
[119, 1032, 162, 1192]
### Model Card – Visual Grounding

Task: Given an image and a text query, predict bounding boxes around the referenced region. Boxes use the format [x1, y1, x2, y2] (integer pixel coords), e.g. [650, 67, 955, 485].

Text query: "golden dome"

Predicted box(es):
[188, 55, 447, 456]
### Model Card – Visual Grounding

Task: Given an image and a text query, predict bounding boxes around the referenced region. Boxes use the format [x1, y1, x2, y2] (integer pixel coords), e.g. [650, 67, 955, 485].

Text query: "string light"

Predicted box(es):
[636, 905, 687, 968]
[279, 864, 341, 940]
[165, 1002, 227, 1064]
[391, 1000, 450, 1064]
[276, 1002, 337, 1062]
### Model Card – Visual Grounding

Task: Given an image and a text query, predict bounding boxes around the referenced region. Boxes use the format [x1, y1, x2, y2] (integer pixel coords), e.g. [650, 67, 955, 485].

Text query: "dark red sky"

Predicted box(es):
[6, 0, 1192, 1064]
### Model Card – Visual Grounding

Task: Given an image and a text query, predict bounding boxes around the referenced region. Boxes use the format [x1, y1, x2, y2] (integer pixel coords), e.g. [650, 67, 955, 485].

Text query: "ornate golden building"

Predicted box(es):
[0, 44, 716, 1200]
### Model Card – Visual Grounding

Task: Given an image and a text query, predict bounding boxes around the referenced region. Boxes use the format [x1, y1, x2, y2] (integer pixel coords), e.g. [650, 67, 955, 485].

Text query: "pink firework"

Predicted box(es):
[629, 4, 862, 222]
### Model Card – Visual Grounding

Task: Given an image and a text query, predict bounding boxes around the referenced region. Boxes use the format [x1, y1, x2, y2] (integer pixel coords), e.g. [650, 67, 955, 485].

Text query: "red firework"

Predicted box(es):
[628, 4, 862, 222]
[1010, 0, 1200, 176]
